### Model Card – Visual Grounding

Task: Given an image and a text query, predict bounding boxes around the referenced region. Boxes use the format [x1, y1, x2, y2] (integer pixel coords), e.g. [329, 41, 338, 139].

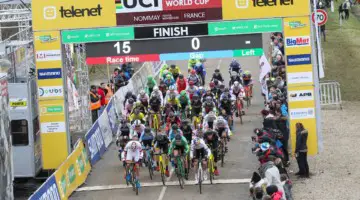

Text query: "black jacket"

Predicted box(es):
[295, 129, 308, 153]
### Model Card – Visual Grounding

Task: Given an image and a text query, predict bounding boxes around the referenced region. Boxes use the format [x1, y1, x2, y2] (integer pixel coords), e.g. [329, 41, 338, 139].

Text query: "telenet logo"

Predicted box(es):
[235, 0, 294, 9]
[43, 4, 103, 20]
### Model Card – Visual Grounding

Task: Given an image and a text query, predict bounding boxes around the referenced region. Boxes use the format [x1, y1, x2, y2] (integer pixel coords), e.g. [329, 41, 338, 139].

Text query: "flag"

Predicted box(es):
[259, 54, 272, 82]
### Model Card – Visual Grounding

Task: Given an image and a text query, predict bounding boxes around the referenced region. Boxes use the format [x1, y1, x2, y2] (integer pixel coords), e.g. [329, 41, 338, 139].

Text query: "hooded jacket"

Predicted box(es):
[259, 161, 286, 200]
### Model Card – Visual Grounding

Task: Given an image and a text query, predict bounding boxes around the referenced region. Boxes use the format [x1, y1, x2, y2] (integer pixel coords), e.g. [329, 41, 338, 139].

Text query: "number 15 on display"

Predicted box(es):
[114, 41, 131, 54]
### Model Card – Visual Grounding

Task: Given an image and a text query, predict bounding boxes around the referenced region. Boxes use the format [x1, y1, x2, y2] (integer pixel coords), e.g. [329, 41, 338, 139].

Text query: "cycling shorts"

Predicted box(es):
[193, 148, 207, 160]
[142, 140, 153, 148]
[174, 145, 185, 155]
[217, 127, 226, 138]
[126, 151, 141, 162]
[157, 142, 169, 154]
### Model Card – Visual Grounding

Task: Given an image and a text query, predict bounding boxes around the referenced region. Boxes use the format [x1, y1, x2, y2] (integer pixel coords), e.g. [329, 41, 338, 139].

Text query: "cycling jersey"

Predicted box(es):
[191, 100, 202, 115]
[124, 141, 143, 162]
[129, 113, 145, 123]
[168, 136, 190, 155]
[169, 129, 184, 141]
[169, 66, 181, 75]
[190, 138, 211, 159]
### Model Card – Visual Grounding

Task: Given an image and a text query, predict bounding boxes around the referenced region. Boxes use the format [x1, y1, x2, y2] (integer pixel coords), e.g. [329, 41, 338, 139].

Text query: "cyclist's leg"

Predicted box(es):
[163, 144, 170, 176]
[134, 152, 141, 179]
[201, 148, 207, 170]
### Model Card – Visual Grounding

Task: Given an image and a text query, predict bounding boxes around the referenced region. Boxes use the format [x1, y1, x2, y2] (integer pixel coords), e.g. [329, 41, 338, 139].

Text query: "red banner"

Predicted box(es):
[116, 8, 222, 25]
[86, 54, 160, 65]
[163, 0, 221, 10]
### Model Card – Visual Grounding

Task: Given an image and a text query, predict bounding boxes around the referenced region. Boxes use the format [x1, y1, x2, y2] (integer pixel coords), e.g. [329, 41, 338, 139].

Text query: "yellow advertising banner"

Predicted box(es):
[32, 0, 116, 31]
[222, 0, 310, 20]
[284, 16, 318, 155]
[34, 30, 69, 169]
[54, 140, 91, 200]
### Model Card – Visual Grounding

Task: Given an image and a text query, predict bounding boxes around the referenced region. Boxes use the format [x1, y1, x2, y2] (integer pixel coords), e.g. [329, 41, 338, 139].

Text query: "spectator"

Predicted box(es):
[266, 185, 284, 200]
[97, 83, 107, 115]
[259, 161, 286, 200]
[278, 42, 285, 55]
[114, 69, 128, 91]
[295, 123, 310, 178]
[90, 85, 101, 124]
[281, 174, 293, 200]
[343, 0, 351, 19]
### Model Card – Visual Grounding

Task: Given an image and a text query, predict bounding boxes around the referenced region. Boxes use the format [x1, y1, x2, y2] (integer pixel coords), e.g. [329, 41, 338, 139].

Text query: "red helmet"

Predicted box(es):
[189, 81, 194, 86]
[209, 82, 215, 88]
[191, 69, 196, 75]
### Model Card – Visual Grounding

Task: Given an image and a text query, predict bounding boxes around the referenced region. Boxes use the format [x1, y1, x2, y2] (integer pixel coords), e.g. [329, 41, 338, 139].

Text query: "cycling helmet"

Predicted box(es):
[170, 93, 176, 99]
[195, 62, 202, 67]
[260, 142, 270, 151]
[147, 75, 154, 81]
[209, 82, 215, 88]
[206, 96, 212, 103]
[213, 79, 219, 85]
[234, 81, 240, 87]
[222, 95, 229, 101]
[231, 71, 238, 77]
[192, 94, 200, 100]
[134, 109, 140, 115]
[166, 74, 172, 79]
[224, 87, 230, 93]
[208, 111, 216, 122]
[171, 64, 176, 68]
[199, 86, 204, 91]
[219, 84, 225, 90]
[191, 69, 196, 75]
[163, 70, 169, 75]
[189, 81, 194, 86]
[144, 127, 151, 133]
[169, 85, 176, 91]
[126, 91, 133, 97]
[134, 120, 141, 126]
[189, 59, 197, 64]
[182, 119, 190, 124]
[175, 134, 182, 141]
[194, 137, 201, 146]
[128, 98, 134, 104]
[180, 90, 187, 97]
[172, 124, 179, 130]
[169, 112, 175, 117]
[139, 90, 146, 96]
[179, 74, 184, 79]
[153, 86, 159, 92]
[217, 116, 225, 123]
[215, 69, 220, 73]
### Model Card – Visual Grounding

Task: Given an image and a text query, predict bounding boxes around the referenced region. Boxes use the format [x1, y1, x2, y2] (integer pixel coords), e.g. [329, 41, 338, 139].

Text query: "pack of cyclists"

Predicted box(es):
[116, 59, 254, 190]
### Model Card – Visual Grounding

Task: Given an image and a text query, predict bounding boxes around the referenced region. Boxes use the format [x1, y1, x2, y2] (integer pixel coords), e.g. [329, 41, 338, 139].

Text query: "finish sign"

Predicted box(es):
[312, 9, 328, 26]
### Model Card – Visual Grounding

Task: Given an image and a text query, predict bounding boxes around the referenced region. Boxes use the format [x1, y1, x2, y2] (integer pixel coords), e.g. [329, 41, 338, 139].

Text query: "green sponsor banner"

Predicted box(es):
[62, 27, 134, 43]
[233, 48, 264, 57]
[208, 19, 282, 36]
[47, 106, 63, 113]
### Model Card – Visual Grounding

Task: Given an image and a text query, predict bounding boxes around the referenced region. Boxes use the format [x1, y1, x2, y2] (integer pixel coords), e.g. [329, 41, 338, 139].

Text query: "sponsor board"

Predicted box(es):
[285, 36, 310, 48]
[222, 0, 310, 20]
[287, 72, 313, 84]
[134, 23, 208, 39]
[116, 8, 222, 25]
[116, 0, 163, 13]
[284, 21, 307, 29]
[35, 35, 59, 43]
[9, 98, 27, 109]
[36, 50, 61, 62]
[32, 0, 116, 31]
[288, 90, 314, 102]
[40, 105, 64, 116]
[287, 54, 311, 65]
[28, 175, 61, 200]
[38, 86, 63, 98]
[37, 68, 62, 79]
[85, 121, 106, 165]
[290, 107, 315, 119]
[41, 121, 66, 133]
[163, 0, 222, 10]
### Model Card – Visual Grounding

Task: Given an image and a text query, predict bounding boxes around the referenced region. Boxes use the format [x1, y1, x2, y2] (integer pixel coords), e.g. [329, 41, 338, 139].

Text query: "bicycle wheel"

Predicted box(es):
[160, 161, 166, 186]
[148, 157, 153, 180]
[209, 159, 214, 184]
[198, 166, 202, 194]
[177, 157, 185, 189]
[221, 142, 225, 167]
[237, 101, 243, 124]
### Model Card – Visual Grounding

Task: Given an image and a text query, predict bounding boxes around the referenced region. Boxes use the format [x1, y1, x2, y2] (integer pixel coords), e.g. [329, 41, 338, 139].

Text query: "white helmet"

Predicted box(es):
[133, 120, 141, 126]
[234, 81, 240, 87]
[139, 90, 146, 96]
[153, 86, 159, 92]
[195, 62, 202, 67]
[169, 85, 176, 91]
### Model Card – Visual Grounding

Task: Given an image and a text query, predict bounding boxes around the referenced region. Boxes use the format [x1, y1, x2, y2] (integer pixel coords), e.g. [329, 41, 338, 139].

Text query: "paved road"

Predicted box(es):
[71, 33, 271, 200]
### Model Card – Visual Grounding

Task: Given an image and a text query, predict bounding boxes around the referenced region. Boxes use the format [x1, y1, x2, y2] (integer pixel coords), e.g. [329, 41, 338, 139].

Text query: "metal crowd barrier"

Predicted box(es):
[320, 80, 342, 109]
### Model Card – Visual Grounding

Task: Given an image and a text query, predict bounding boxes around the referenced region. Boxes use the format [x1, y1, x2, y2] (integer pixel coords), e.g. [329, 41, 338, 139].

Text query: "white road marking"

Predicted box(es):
[157, 168, 174, 200]
[216, 59, 222, 69]
[76, 178, 251, 192]
[245, 41, 251, 44]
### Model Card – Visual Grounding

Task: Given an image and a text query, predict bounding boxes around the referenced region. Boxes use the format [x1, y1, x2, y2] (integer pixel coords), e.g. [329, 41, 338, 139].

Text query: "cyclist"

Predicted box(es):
[214, 116, 230, 152]
[124, 91, 137, 108]
[209, 82, 219, 99]
[218, 95, 233, 130]
[158, 80, 168, 98]
[211, 69, 224, 82]
[137, 90, 149, 108]
[129, 109, 145, 124]
[196, 86, 206, 98]
[180, 119, 193, 144]
[162, 103, 176, 121]
[202, 88, 215, 103]
[123, 98, 135, 118]
[203, 127, 220, 176]
[178, 91, 191, 118]
[132, 101, 147, 116]
[229, 71, 242, 87]
[188, 70, 200, 86]
[168, 134, 190, 176]
[186, 81, 198, 101]
[242, 70, 253, 98]
[145, 75, 157, 96]
[190, 135, 211, 182]
[231, 81, 245, 116]
[191, 94, 203, 124]
[202, 111, 217, 130]
[161, 70, 173, 82]
[131, 120, 145, 139]
[159, 64, 169, 79]
[164, 74, 175, 88]
[154, 133, 171, 177]
[139, 127, 155, 167]
[176, 74, 187, 94]
[150, 86, 164, 106]
[228, 59, 242, 75]
[149, 94, 162, 114]
[202, 96, 216, 116]
[220, 87, 233, 101]
[116, 119, 131, 160]
[168, 93, 181, 112]
[194, 62, 206, 86]
[169, 64, 181, 81]
[164, 85, 179, 105]
[165, 112, 181, 132]
[188, 58, 199, 72]
[169, 124, 183, 141]
[123, 134, 143, 188]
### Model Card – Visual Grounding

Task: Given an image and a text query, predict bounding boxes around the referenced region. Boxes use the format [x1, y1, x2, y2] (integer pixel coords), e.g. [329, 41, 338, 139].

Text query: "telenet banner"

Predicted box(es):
[32, 0, 116, 31]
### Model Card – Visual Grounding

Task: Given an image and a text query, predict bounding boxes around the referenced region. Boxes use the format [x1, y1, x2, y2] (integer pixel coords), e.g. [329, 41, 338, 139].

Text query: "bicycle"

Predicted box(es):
[196, 153, 207, 194]
[193, 114, 202, 130]
[174, 154, 186, 189]
[218, 131, 228, 167]
[236, 96, 244, 124]
[149, 111, 161, 134]
[144, 147, 154, 180]
[208, 153, 215, 184]
[125, 161, 140, 195]
[154, 151, 167, 186]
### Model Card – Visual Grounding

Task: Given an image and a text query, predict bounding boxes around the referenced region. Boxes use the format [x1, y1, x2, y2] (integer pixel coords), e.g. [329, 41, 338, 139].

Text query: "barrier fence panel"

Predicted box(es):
[320, 81, 342, 109]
